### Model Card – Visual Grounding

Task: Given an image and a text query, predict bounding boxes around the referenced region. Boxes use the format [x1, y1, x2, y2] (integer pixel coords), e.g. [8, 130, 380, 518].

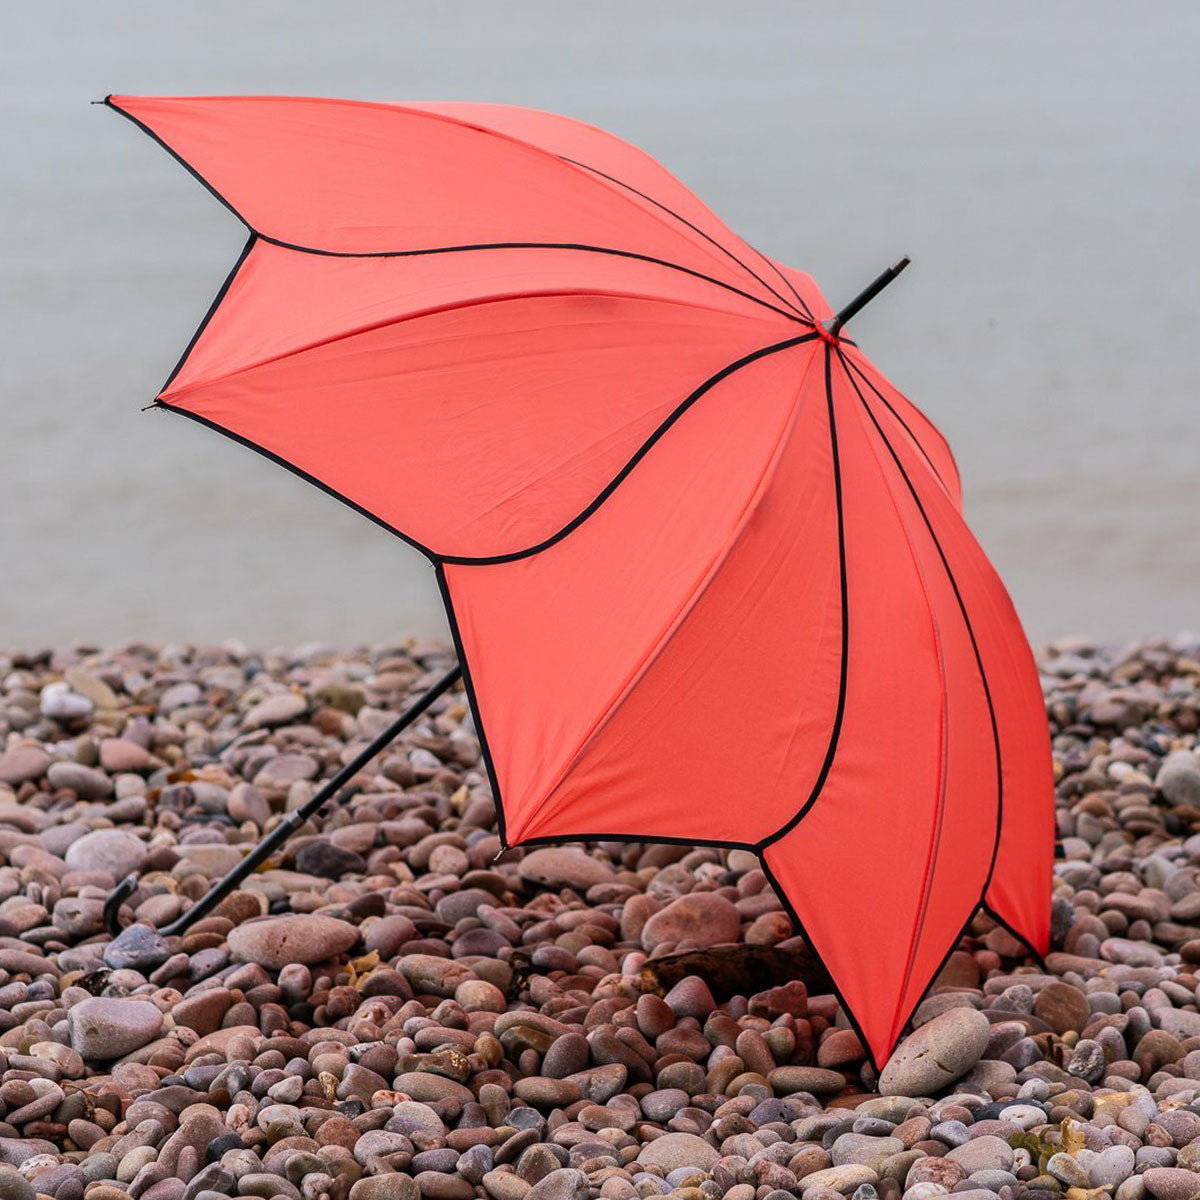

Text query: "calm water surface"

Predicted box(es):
[3, 2, 1198, 647]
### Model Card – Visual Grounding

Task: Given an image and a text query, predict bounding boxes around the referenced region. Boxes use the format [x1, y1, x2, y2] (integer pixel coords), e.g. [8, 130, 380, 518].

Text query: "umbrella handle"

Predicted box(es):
[103, 662, 463, 938]
[825, 257, 910, 339]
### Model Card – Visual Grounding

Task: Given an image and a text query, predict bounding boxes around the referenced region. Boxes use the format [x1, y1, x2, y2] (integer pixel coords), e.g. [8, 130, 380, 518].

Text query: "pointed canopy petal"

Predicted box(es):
[441, 339, 840, 847]
[107, 94, 811, 319]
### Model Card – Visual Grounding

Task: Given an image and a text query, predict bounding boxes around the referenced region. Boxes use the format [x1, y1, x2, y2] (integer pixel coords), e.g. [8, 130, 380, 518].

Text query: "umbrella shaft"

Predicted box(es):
[826, 257, 910, 338]
[116, 663, 462, 939]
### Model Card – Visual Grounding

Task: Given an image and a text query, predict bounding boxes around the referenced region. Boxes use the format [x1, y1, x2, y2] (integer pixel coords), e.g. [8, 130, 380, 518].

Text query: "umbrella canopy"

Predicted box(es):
[107, 94, 1054, 1068]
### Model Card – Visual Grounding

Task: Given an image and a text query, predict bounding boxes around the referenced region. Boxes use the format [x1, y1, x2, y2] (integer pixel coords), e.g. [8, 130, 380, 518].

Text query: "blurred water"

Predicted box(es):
[2, 2, 1198, 648]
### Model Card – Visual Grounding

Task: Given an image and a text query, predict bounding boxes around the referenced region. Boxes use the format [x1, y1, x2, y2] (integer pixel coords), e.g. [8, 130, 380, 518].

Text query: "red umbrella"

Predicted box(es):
[105, 94, 1054, 1069]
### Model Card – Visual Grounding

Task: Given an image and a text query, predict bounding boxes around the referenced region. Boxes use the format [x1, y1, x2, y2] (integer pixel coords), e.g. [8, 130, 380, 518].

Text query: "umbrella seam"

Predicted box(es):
[254, 235, 809, 325]
[560, 155, 813, 321]
[840, 350, 961, 506]
[842, 354, 1005, 901]
[850, 383, 953, 1048]
[161, 284, 791, 404]
[755, 347, 849, 849]
[386, 99, 795, 314]
[440, 333, 819, 565]
[510, 342, 824, 844]
[744, 246, 822, 324]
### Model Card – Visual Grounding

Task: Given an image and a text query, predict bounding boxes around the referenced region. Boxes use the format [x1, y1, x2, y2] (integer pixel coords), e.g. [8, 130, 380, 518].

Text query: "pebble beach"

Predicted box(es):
[0, 636, 1199, 1200]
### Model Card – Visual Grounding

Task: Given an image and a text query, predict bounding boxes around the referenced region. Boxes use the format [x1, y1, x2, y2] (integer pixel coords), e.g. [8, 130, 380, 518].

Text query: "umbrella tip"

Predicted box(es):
[91, 95, 114, 107]
[826, 256, 912, 339]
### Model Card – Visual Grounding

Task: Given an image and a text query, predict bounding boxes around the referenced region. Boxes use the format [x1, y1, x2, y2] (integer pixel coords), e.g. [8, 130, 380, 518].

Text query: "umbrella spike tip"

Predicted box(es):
[827, 256, 913, 337]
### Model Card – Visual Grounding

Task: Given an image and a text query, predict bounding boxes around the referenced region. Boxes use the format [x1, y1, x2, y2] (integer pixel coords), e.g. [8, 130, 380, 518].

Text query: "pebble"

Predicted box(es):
[640, 892, 741, 950]
[227, 914, 359, 967]
[350, 1179, 420, 1200]
[878, 1007, 990, 1096]
[1144, 1168, 1200, 1200]
[63, 828, 146, 878]
[636, 1134, 719, 1171]
[68, 997, 164, 1059]
[516, 847, 616, 889]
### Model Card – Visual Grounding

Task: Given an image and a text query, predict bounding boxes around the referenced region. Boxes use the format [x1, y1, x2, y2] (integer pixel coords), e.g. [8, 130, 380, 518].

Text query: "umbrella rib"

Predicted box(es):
[755, 346, 849, 850]
[559, 156, 813, 320]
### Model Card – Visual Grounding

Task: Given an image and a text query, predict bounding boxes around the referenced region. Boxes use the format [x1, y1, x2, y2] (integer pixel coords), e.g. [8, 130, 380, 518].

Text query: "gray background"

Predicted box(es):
[4, 2, 1197, 648]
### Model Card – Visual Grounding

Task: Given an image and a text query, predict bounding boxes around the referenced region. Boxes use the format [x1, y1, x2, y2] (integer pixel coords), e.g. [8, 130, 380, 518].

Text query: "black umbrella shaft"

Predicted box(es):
[106, 663, 462, 938]
[826, 257, 910, 338]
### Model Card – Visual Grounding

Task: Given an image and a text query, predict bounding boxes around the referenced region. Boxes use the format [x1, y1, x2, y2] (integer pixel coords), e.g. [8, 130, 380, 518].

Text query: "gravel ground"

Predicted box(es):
[0, 635, 1199, 1200]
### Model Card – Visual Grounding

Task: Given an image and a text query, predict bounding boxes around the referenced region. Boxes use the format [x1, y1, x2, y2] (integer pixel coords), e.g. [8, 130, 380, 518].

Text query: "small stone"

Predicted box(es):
[517, 847, 616, 890]
[1143, 1168, 1200, 1200]
[769, 1066, 849, 1096]
[483, 1173, 530, 1200]
[294, 840, 367, 879]
[513, 1078, 580, 1109]
[526, 1171, 588, 1200]
[254, 753, 319, 785]
[663, 975, 716, 1019]
[1089, 1147, 1136, 1191]
[0, 744, 50, 785]
[832, 1135, 905, 1172]
[0, 1168, 34, 1200]
[1033, 981, 1091, 1034]
[99, 738, 154, 773]
[64, 828, 146, 878]
[1158, 751, 1200, 807]
[173, 989, 233, 1036]
[640, 892, 741, 951]
[40, 682, 93, 720]
[799, 1166, 879, 1193]
[542, 1034, 589, 1078]
[68, 997, 164, 1060]
[227, 914, 358, 968]
[46, 760, 112, 798]
[104, 923, 171, 972]
[946, 1138, 1013, 1174]
[243, 692, 307, 729]
[349, 1178, 420, 1200]
[878, 1008, 990, 1096]
[636, 1133, 719, 1172]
